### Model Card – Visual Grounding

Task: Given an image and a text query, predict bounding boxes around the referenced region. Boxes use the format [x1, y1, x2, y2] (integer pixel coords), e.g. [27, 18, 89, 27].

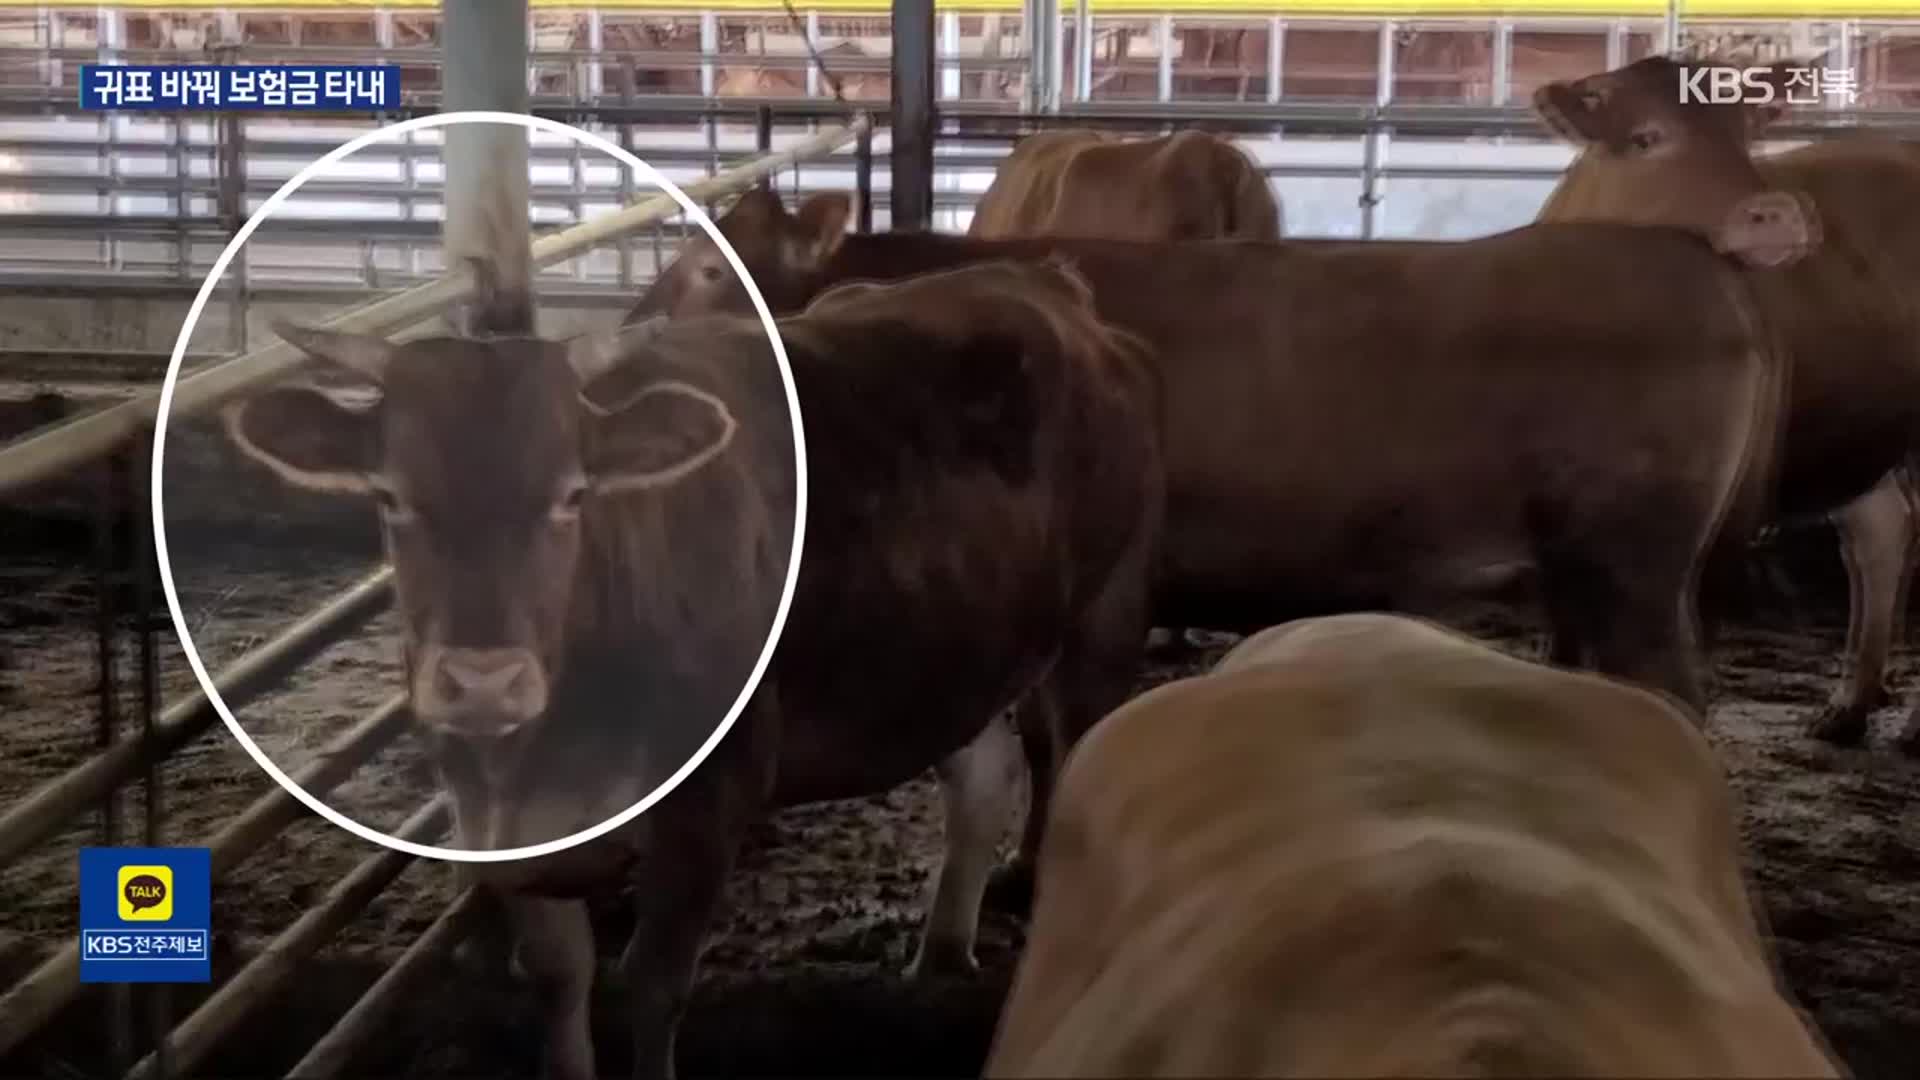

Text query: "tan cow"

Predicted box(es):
[986, 612, 1845, 1079]
[969, 129, 1283, 242]
[222, 158, 1161, 1078]
[1532, 54, 1920, 752]
[627, 181, 1811, 912]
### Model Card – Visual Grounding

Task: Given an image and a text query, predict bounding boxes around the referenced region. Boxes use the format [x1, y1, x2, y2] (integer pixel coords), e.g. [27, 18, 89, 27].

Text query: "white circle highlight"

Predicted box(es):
[150, 110, 809, 863]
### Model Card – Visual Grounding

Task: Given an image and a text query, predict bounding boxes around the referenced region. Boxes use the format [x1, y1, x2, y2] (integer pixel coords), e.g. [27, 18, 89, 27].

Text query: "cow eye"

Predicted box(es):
[699, 264, 724, 284]
[1628, 128, 1661, 151]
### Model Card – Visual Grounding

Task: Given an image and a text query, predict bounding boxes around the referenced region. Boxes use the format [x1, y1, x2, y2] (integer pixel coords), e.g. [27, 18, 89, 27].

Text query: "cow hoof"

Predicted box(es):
[1805, 703, 1870, 746]
[982, 859, 1036, 918]
[905, 939, 980, 982]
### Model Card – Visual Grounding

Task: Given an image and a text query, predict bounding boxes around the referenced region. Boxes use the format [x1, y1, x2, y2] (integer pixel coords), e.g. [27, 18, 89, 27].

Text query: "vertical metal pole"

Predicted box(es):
[440, 0, 531, 331]
[1043, 0, 1063, 112]
[1156, 15, 1173, 104]
[699, 9, 718, 203]
[1491, 19, 1512, 105]
[100, 8, 122, 273]
[891, 0, 936, 232]
[856, 126, 874, 233]
[618, 119, 636, 290]
[755, 103, 774, 195]
[94, 449, 131, 1080]
[1074, 0, 1091, 103]
[1607, 19, 1627, 69]
[126, 435, 167, 1079]
[586, 8, 604, 99]
[1360, 21, 1395, 240]
[172, 111, 188, 283]
[940, 11, 961, 101]
[1663, 0, 1681, 53]
[699, 10, 716, 97]
[1267, 17, 1283, 104]
[1833, 19, 1855, 111]
[806, 11, 821, 99]
[215, 72, 246, 355]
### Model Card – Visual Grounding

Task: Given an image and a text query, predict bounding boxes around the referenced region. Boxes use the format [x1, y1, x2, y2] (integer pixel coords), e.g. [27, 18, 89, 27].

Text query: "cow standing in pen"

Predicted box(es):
[961, 124, 1284, 896]
[1532, 54, 1920, 754]
[985, 612, 1845, 1079]
[627, 169, 1813, 909]
[221, 166, 1163, 1077]
[968, 129, 1283, 243]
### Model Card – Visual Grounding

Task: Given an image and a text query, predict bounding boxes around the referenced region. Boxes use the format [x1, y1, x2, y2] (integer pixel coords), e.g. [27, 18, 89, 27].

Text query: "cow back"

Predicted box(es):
[970, 130, 1282, 242]
[986, 613, 1844, 1078]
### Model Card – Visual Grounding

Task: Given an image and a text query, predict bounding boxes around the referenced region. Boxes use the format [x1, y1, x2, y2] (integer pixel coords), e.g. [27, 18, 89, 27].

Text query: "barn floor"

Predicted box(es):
[2, 533, 1919, 1079]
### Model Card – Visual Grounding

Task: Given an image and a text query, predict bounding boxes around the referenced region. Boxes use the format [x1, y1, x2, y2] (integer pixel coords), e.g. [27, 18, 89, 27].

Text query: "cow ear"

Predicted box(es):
[792, 193, 851, 264]
[1532, 79, 1615, 146]
[719, 186, 788, 229]
[585, 379, 738, 495]
[1713, 189, 1820, 269]
[271, 318, 394, 385]
[223, 384, 381, 494]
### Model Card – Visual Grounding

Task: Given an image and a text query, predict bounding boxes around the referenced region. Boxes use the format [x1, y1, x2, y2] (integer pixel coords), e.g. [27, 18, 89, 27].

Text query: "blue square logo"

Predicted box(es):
[78, 847, 211, 984]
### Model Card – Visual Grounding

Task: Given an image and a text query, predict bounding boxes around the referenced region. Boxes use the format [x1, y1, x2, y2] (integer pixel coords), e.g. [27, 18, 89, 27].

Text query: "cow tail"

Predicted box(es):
[1706, 265, 1792, 590]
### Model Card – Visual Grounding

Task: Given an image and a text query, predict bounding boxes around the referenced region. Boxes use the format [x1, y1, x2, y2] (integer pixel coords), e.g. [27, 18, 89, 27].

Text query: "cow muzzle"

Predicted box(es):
[414, 645, 549, 736]
[1716, 190, 1822, 269]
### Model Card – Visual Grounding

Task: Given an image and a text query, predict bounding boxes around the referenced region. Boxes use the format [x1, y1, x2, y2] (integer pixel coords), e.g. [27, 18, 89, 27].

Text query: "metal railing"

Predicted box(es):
[1, 10, 1917, 289]
[0, 110, 873, 1080]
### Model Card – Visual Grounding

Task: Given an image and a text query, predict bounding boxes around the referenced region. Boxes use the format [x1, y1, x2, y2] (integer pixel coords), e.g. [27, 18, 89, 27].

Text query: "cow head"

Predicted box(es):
[1533, 55, 1821, 268]
[222, 307, 738, 740]
[627, 188, 850, 319]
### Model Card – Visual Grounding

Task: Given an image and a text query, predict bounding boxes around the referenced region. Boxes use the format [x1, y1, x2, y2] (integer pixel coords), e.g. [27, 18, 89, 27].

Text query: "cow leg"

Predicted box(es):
[991, 522, 1157, 919]
[1588, 578, 1711, 720]
[1809, 472, 1914, 745]
[503, 895, 598, 1080]
[621, 765, 766, 1080]
[449, 873, 518, 979]
[982, 698, 1054, 919]
[1541, 574, 1594, 671]
[907, 715, 1023, 980]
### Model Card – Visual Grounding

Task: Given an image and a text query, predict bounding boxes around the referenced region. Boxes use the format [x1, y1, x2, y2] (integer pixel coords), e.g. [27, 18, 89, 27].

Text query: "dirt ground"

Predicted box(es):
[2, 522, 1919, 1079]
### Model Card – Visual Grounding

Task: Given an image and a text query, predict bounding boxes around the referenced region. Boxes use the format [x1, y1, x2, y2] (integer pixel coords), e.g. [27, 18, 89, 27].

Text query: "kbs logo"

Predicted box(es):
[1678, 66, 1779, 104]
[1678, 65, 1859, 105]
[79, 847, 211, 984]
[117, 864, 172, 921]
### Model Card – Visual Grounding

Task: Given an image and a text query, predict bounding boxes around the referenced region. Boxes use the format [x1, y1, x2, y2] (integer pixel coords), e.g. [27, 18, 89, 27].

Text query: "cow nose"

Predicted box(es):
[418, 647, 547, 734]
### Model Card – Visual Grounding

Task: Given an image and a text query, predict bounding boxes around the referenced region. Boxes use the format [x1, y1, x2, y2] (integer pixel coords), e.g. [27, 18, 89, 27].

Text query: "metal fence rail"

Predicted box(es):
[0, 111, 871, 1080]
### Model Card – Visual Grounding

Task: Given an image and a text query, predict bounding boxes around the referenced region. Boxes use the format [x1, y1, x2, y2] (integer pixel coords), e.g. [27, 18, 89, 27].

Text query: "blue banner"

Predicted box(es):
[78, 847, 213, 984]
[78, 64, 400, 112]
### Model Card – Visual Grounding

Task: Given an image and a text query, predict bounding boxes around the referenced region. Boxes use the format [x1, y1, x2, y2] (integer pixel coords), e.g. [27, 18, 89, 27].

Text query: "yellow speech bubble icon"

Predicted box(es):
[117, 864, 173, 921]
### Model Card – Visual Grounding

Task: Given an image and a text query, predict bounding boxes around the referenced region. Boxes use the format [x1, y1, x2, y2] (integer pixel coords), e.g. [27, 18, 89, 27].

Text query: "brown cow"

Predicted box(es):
[1532, 54, 1920, 751]
[984, 612, 1845, 1079]
[222, 182, 1162, 1076]
[629, 183, 1808, 909]
[968, 129, 1283, 242]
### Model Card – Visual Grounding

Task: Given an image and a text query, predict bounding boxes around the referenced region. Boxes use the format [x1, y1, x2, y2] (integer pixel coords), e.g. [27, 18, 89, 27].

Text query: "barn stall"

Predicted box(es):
[1, 0, 1918, 1077]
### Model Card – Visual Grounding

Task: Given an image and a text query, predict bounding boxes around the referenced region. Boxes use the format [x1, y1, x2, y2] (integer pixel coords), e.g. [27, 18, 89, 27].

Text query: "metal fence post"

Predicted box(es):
[94, 447, 131, 1077]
